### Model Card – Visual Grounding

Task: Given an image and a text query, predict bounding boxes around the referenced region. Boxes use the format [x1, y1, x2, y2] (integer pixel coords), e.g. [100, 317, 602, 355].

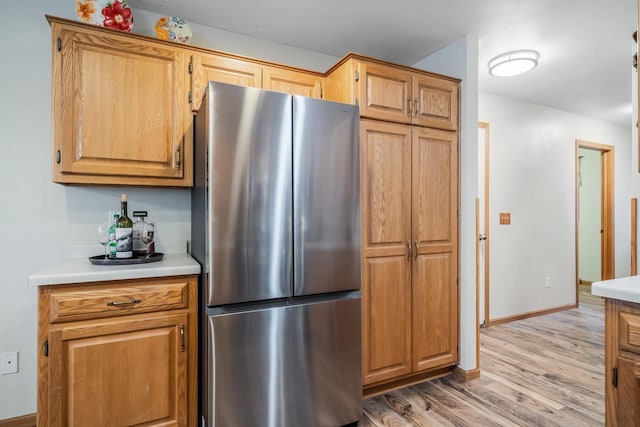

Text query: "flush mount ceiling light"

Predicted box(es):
[488, 50, 540, 77]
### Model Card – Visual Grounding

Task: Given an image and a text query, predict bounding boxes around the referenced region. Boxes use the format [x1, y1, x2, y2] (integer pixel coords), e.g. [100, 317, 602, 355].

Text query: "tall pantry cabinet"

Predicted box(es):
[326, 55, 459, 393]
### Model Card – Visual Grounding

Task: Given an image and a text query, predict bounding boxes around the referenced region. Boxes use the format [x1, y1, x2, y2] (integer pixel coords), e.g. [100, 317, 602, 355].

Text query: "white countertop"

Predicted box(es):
[591, 275, 640, 304]
[29, 242, 201, 287]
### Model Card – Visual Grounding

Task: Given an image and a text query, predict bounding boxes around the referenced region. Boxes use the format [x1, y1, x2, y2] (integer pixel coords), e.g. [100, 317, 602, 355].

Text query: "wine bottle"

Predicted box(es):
[108, 211, 120, 259]
[115, 193, 133, 259]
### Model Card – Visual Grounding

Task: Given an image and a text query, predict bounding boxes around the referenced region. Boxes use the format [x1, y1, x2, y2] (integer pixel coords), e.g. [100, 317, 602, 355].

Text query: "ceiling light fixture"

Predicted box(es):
[488, 50, 539, 77]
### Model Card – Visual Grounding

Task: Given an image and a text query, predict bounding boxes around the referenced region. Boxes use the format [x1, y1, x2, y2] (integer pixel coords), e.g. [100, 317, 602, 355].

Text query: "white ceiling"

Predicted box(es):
[132, 0, 637, 124]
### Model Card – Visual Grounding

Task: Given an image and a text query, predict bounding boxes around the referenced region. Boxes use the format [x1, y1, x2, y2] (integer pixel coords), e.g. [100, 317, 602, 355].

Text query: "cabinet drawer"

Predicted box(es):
[48, 278, 191, 323]
[619, 311, 640, 353]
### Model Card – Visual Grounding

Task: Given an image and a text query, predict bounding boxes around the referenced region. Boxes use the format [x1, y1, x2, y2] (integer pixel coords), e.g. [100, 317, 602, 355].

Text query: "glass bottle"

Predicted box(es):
[132, 211, 148, 257]
[108, 211, 120, 259]
[115, 194, 133, 259]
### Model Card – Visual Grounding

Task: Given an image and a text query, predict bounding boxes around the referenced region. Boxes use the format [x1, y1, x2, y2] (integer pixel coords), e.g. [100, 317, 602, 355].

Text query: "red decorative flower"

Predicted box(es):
[102, 1, 133, 32]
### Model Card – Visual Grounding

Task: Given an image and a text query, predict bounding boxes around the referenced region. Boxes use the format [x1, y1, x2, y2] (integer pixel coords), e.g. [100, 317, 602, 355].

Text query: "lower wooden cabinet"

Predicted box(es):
[605, 299, 640, 426]
[360, 119, 458, 393]
[37, 275, 198, 427]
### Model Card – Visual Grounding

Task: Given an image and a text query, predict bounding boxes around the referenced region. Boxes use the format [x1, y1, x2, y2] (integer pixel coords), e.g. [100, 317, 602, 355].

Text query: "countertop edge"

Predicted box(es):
[29, 254, 201, 287]
[592, 276, 640, 304]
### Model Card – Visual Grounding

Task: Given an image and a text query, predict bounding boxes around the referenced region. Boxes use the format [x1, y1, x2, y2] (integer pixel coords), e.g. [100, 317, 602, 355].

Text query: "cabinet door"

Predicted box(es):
[615, 354, 640, 426]
[52, 24, 189, 186]
[263, 67, 323, 98]
[360, 120, 412, 385]
[190, 54, 262, 111]
[412, 75, 459, 131]
[47, 313, 188, 427]
[411, 127, 458, 372]
[357, 61, 412, 124]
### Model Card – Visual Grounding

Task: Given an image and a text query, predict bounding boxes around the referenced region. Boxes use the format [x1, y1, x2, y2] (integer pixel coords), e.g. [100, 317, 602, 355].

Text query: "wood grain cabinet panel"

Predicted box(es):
[190, 54, 262, 111]
[360, 120, 412, 386]
[49, 18, 192, 186]
[327, 57, 459, 131]
[604, 300, 640, 426]
[359, 118, 459, 392]
[410, 127, 458, 372]
[360, 120, 411, 257]
[362, 256, 412, 385]
[357, 62, 412, 124]
[613, 354, 640, 426]
[37, 275, 198, 427]
[262, 67, 323, 98]
[48, 314, 187, 427]
[412, 75, 458, 131]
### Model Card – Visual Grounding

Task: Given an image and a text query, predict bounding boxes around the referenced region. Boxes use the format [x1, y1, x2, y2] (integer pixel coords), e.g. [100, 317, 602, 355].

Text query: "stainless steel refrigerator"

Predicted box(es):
[191, 81, 362, 427]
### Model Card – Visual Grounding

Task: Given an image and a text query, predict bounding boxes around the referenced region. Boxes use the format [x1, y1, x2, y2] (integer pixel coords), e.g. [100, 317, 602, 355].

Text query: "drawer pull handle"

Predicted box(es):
[107, 299, 142, 307]
[179, 324, 185, 352]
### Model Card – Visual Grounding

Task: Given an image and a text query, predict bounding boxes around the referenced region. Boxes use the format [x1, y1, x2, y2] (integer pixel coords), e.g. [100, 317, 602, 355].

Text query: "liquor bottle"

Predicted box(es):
[108, 211, 120, 259]
[115, 193, 133, 259]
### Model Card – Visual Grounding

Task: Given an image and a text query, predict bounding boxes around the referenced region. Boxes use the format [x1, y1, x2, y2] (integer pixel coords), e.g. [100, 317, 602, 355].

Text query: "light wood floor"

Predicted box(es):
[360, 285, 605, 426]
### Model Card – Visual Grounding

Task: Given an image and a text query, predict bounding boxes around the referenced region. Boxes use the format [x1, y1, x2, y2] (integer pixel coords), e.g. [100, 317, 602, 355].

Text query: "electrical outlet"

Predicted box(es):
[544, 276, 551, 289]
[1, 351, 18, 375]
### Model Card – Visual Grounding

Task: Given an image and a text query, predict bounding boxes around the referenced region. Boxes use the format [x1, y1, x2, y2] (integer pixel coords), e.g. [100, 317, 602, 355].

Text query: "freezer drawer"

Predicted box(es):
[205, 295, 362, 427]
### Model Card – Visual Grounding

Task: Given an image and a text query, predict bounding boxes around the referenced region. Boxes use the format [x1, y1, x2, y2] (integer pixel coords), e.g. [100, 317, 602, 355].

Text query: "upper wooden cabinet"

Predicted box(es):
[326, 56, 459, 131]
[189, 56, 323, 111]
[262, 67, 323, 98]
[49, 17, 192, 186]
[190, 54, 262, 111]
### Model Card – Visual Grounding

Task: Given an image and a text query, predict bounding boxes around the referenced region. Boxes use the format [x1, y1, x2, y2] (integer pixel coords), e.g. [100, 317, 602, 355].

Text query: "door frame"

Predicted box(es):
[575, 139, 615, 301]
[477, 122, 491, 329]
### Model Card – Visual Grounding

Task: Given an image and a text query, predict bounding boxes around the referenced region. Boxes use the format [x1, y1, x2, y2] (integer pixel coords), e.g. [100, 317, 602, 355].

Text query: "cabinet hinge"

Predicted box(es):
[43, 340, 49, 357]
[188, 92, 192, 104]
[188, 62, 193, 74]
[354, 70, 360, 81]
[56, 150, 61, 164]
[613, 367, 618, 388]
[57, 37, 61, 52]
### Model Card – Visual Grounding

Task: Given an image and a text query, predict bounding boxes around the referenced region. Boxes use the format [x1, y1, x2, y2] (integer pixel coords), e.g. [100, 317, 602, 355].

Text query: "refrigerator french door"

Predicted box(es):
[192, 81, 361, 427]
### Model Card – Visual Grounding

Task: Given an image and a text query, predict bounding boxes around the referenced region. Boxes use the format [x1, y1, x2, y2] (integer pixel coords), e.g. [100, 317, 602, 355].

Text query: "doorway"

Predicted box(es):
[477, 123, 490, 328]
[575, 140, 614, 303]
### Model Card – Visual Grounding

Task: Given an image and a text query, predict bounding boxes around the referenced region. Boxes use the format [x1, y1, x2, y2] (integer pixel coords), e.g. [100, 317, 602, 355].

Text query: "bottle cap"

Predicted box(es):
[133, 211, 148, 218]
[121, 193, 127, 202]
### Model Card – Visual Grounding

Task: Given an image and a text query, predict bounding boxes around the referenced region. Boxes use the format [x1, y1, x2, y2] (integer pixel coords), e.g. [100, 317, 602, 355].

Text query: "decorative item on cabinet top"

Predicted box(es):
[156, 16, 193, 44]
[75, 0, 134, 32]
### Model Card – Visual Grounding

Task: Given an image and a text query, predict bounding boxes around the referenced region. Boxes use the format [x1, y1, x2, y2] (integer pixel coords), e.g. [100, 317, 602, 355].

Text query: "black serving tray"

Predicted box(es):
[89, 253, 164, 265]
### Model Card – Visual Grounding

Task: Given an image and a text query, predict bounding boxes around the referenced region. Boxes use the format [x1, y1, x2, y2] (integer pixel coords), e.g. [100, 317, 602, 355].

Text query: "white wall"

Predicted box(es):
[0, 2, 337, 420]
[413, 34, 479, 371]
[631, 48, 640, 272]
[479, 92, 631, 321]
[578, 148, 602, 282]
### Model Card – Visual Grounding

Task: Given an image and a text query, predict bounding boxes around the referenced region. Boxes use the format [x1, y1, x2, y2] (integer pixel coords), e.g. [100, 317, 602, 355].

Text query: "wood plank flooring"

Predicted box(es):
[360, 286, 605, 426]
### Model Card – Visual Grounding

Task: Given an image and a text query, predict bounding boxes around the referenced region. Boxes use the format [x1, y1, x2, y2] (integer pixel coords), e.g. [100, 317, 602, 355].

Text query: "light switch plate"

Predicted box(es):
[499, 213, 511, 225]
